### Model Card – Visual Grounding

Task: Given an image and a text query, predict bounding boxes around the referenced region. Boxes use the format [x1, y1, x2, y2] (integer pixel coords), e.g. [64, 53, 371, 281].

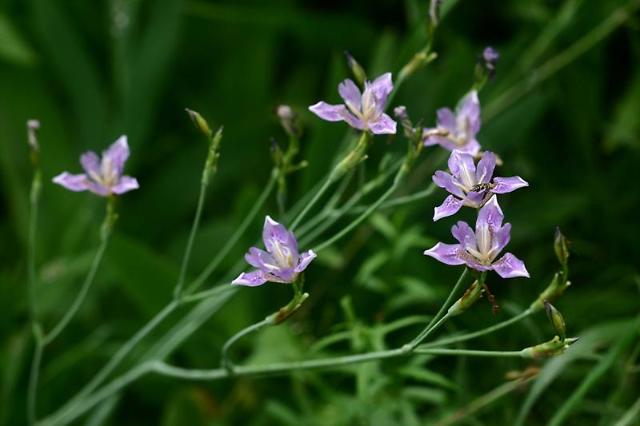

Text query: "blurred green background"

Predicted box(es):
[1, 0, 640, 425]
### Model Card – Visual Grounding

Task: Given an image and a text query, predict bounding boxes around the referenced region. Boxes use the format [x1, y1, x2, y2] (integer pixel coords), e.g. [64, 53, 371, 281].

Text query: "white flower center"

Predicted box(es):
[271, 239, 294, 269]
[466, 224, 499, 265]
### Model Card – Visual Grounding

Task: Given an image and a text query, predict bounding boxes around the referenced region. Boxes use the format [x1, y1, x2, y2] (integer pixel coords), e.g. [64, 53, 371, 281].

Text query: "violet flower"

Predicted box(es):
[309, 73, 396, 134]
[53, 136, 139, 196]
[233, 216, 317, 287]
[423, 90, 481, 154]
[424, 197, 529, 279]
[432, 150, 528, 221]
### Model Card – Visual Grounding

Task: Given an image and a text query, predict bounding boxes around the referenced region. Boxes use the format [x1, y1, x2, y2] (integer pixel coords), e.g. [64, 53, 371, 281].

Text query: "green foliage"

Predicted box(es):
[1, 0, 639, 425]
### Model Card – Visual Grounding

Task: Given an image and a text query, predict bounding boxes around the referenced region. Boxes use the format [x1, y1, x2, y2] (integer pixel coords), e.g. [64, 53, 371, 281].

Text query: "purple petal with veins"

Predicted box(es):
[433, 195, 464, 221]
[493, 176, 529, 194]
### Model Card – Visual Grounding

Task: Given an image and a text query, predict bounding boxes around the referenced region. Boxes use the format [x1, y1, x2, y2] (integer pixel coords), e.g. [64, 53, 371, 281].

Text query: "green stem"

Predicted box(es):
[312, 165, 408, 252]
[420, 308, 534, 349]
[405, 268, 470, 351]
[28, 333, 43, 426]
[485, 0, 640, 121]
[185, 170, 277, 294]
[173, 160, 211, 299]
[350, 182, 436, 214]
[44, 199, 116, 345]
[220, 317, 273, 371]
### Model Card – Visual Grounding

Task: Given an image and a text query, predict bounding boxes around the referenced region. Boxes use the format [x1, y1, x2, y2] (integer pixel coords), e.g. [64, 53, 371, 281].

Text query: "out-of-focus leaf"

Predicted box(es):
[0, 14, 37, 65]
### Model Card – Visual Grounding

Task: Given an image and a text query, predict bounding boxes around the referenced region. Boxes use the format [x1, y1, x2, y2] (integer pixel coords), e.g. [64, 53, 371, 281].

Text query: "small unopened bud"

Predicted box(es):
[554, 227, 570, 266]
[27, 119, 41, 152]
[530, 273, 571, 312]
[276, 105, 301, 138]
[344, 51, 367, 86]
[544, 301, 566, 341]
[394, 106, 416, 139]
[482, 47, 499, 79]
[185, 108, 212, 137]
[448, 280, 484, 316]
[520, 336, 579, 359]
[203, 126, 223, 183]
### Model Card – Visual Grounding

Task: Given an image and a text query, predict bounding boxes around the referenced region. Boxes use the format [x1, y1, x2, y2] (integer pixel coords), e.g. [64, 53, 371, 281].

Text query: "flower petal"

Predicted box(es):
[457, 139, 481, 155]
[104, 135, 130, 175]
[295, 250, 316, 273]
[451, 221, 476, 247]
[369, 72, 393, 107]
[80, 151, 100, 176]
[263, 215, 299, 260]
[492, 223, 511, 255]
[111, 176, 139, 194]
[492, 253, 529, 278]
[433, 170, 465, 198]
[338, 79, 362, 109]
[232, 271, 268, 287]
[368, 113, 396, 134]
[477, 196, 503, 230]
[436, 108, 456, 132]
[52, 172, 91, 192]
[309, 102, 349, 122]
[492, 176, 529, 194]
[424, 242, 465, 266]
[476, 151, 496, 183]
[434, 195, 464, 221]
[448, 150, 476, 184]
[457, 90, 481, 135]
[245, 247, 278, 271]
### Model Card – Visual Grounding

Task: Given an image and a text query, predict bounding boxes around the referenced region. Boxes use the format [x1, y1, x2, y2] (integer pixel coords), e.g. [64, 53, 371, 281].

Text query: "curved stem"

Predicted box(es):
[289, 174, 335, 231]
[406, 268, 469, 351]
[44, 200, 116, 345]
[220, 317, 273, 371]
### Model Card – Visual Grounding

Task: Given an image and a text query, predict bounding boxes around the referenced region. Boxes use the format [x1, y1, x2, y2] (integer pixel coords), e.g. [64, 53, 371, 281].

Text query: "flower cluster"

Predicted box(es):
[423, 91, 529, 279]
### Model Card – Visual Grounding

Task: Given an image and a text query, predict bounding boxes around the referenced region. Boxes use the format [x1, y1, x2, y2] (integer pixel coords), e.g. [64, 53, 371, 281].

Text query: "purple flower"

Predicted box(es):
[232, 216, 317, 287]
[424, 197, 529, 279]
[432, 150, 528, 221]
[309, 73, 396, 135]
[423, 91, 481, 154]
[53, 136, 139, 197]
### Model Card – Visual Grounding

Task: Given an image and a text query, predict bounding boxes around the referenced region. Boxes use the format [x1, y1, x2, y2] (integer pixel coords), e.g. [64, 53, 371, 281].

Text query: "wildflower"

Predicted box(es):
[483, 47, 499, 69]
[53, 136, 139, 196]
[432, 150, 528, 220]
[233, 216, 317, 287]
[424, 197, 529, 278]
[309, 73, 396, 135]
[423, 91, 481, 154]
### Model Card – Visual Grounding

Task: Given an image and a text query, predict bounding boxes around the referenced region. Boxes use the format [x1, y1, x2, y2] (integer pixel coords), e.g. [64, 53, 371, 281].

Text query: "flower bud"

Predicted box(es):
[482, 47, 499, 79]
[520, 336, 579, 359]
[544, 301, 566, 341]
[448, 280, 484, 316]
[185, 108, 212, 137]
[276, 105, 301, 138]
[554, 227, 570, 266]
[394, 106, 416, 139]
[27, 119, 41, 152]
[344, 51, 367, 86]
[530, 273, 571, 312]
[429, 0, 442, 27]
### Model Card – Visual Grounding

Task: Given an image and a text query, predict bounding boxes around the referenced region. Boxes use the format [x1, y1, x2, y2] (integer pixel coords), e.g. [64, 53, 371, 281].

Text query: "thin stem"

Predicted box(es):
[44, 200, 116, 345]
[312, 169, 406, 252]
[173, 165, 210, 299]
[406, 268, 469, 351]
[58, 301, 178, 414]
[413, 348, 525, 358]
[28, 335, 43, 426]
[420, 308, 534, 349]
[220, 317, 272, 371]
[185, 170, 277, 294]
[350, 182, 436, 214]
[289, 175, 335, 231]
[485, 0, 640, 121]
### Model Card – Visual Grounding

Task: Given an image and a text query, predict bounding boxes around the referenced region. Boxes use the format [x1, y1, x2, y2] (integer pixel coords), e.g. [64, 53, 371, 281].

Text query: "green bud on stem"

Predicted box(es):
[544, 301, 566, 341]
[520, 336, 579, 359]
[448, 280, 484, 316]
